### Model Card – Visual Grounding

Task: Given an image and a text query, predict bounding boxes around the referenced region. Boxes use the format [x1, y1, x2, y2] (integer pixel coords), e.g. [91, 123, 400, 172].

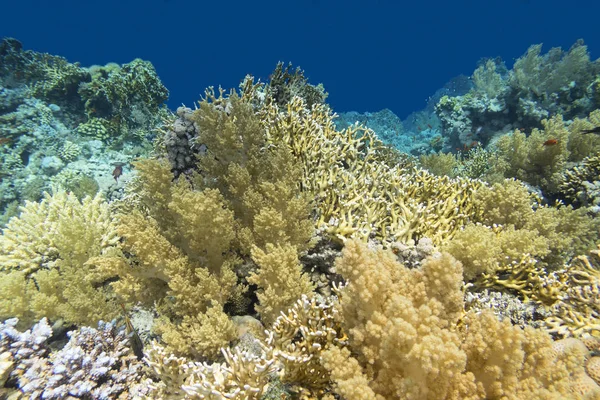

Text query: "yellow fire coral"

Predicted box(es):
[251, 85, 484, 245]
[543, 245, 600, 338]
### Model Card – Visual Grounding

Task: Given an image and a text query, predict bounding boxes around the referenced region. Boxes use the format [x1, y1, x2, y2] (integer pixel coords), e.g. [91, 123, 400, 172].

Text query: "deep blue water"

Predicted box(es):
[1, 0, 599, 119]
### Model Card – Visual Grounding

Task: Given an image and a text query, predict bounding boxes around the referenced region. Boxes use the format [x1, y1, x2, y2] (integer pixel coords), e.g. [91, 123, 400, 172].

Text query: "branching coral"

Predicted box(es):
[0, 192, 120, 326]
[1, 318, 151, 399]
[249, 87, 485, 245]
[543, 246, 600, 338]
[144, 294, 346, 399]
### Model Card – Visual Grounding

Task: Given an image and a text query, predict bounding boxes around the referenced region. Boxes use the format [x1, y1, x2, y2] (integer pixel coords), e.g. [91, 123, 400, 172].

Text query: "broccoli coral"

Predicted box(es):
[90, 168, 243, 358]
[248, 243, 315, 325]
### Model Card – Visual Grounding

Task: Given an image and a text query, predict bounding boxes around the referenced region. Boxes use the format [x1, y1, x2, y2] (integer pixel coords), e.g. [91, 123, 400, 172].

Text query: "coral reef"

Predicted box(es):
[325, 239, 600, 399]
[435, 40, 600, 151]
[1, 44, 600, 399]
[0, 38, 168, 226]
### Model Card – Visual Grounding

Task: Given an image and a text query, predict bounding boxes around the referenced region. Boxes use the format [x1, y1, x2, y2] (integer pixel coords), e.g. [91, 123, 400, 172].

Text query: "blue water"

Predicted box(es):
[2, 0, 599, 118]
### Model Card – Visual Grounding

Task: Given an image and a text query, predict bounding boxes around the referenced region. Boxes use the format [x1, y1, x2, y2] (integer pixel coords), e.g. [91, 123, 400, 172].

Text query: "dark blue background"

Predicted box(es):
[1, 0, 598, 118]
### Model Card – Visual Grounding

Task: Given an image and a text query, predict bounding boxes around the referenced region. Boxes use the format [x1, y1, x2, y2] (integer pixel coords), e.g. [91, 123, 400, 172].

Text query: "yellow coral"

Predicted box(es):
[90, 161, 245, 358]
[255, 91, 484, 245]
[248, 243, 315, 325]
[191, 92, 315, 255]
[494, 111, 600, 191]
[543, 246, 600, 338]
[0, 192, 120, 326]
[328, 239, 595, 399]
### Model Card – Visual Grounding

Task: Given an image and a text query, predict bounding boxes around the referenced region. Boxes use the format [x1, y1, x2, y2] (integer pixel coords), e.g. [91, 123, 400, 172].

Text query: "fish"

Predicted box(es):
[543, 139, 558, 146]
[580, 126, 600, 135]
[112, 162, 126, 182]
[120, 304, 144, 360]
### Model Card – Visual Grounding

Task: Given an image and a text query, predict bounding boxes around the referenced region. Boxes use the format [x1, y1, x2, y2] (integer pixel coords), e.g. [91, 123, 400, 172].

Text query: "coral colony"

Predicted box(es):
[0, 38, 600, 398]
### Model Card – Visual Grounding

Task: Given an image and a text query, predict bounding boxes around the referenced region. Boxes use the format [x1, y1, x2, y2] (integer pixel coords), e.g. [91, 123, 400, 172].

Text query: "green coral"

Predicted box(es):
[457, 146, 507, 182]
[265, 61, 328, 109]
[21, 176, 48, 202]
[30, 58, 90, 102]
[74, 58, 168, 143]
[75, 117, 111, 140]
[51, 170, 100, 200]
[509, 40, 599, 115]
[419, 151, 459, 178]
[58, 140, 81, 162]
[560, 152, 600, 206]
[472, 59, 507, 98]
[78, 58, 168, 120]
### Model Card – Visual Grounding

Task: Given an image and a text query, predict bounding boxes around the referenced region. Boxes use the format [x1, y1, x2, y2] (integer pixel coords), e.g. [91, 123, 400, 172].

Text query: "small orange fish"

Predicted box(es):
[543, 139, 558, 146]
